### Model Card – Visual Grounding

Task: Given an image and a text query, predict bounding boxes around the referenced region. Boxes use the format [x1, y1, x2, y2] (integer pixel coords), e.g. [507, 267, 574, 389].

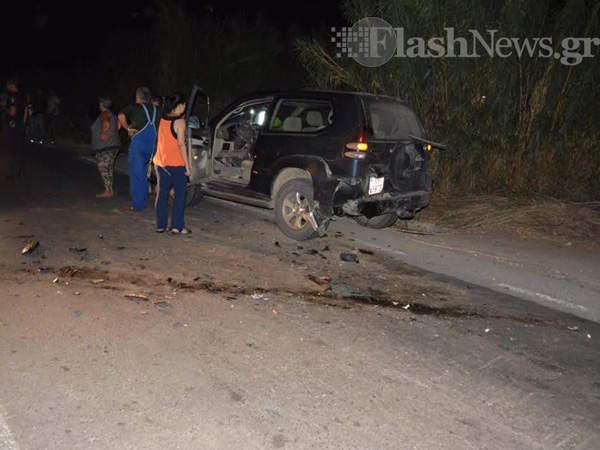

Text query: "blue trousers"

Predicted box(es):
[155, 166, 187, 230]
[128, 134, 155, 211]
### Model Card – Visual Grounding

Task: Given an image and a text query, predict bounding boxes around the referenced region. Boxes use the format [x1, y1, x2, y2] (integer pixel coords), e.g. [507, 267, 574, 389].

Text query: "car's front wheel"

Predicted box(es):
[353, 212, 398, 229]
[275, 179, 324, 240]
[186, 184, 204, 207]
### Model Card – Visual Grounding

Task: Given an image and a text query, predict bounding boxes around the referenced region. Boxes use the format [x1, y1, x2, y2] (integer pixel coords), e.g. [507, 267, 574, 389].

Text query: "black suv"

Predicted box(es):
[184, 87, 444, 240]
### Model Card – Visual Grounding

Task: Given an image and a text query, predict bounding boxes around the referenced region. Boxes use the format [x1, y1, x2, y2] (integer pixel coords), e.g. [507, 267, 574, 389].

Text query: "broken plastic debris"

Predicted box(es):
[22, 240, 39, 255]
[272, 309, 279, 315]
[52, 277, 59, 283]
[251, 294, 265, 300]
[62, 267, 79, 278]
[305, 274, 332, 291]
[125, 294, 149, 301]
[567, 326, 579, 331]
[90, 279, 105, 284]
[402, 304, 410, 310]
[485, 328, 490, 333]
[151, 298, 169, 305]
[340, 253, 359, 263]
[587, 334, 592, 339]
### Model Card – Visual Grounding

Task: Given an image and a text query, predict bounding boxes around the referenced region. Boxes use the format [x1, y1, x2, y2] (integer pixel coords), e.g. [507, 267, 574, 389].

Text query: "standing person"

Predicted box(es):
[27, 90, 46, 144]
[153, 93, 192, 234]
[91, 96, 121, 198]
[118, 86, 161, 211]
[151, 95, 164, 108]
[1, 78, 28, 179]
[46, 89, 60, 145]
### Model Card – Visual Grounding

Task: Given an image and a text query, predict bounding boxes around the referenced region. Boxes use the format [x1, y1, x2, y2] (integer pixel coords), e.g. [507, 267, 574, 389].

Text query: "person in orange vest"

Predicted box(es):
[153, 93, 192, 234]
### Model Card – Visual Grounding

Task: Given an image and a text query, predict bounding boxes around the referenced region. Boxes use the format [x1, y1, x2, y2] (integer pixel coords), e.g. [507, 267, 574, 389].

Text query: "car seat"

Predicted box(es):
[282, 116, 302, 132]
[303, 111, 325, 131]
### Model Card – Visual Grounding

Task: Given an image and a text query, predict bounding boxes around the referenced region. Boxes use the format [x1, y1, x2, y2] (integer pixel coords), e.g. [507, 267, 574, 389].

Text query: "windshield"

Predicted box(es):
[366, 99, 425, 140]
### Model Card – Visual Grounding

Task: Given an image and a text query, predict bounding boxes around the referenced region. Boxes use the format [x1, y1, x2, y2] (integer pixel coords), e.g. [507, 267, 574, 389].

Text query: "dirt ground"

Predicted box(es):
[412, 195, 600, 249]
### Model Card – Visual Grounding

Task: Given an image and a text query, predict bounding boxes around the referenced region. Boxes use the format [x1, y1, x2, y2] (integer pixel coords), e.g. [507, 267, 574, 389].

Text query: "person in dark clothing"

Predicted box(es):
[91, 96, 121, 198]
[27, 90, 46, 144]
[1, 78, 29, 179]
[118, 86, 162, 211]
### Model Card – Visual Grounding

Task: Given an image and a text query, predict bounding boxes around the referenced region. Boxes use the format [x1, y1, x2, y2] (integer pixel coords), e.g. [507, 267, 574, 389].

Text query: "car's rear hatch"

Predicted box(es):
[360, 96, 433, 195]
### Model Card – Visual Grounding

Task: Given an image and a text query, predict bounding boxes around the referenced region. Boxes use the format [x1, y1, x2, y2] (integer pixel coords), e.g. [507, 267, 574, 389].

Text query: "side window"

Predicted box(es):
[269, 99, 333, 133]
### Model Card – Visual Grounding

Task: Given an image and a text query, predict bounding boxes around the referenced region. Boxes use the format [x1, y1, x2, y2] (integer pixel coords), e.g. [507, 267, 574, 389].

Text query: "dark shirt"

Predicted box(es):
[119, 103, 162, 132]
[2, 91, 27, 134]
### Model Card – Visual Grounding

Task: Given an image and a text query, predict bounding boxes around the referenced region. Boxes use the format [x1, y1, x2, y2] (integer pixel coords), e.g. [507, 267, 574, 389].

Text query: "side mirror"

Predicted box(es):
[188, 116, 201, 129]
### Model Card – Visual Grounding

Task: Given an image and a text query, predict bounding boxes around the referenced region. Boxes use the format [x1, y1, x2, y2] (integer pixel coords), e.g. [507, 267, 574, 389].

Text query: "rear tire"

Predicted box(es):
[186, 184, 204, 207]
[275, 179, 324, 241]
[353, 212, 398, 229]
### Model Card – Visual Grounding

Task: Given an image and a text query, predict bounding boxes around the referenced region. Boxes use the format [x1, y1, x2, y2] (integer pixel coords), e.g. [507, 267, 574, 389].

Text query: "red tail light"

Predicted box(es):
[344, 126, 369, 159]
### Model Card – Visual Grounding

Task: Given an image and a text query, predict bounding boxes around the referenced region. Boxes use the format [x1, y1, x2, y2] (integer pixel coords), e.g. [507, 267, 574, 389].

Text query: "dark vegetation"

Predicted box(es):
[8, 0, 600, 200]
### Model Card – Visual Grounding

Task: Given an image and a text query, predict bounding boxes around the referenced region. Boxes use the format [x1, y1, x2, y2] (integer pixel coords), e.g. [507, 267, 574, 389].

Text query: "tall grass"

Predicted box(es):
[297, 0, 600, 200]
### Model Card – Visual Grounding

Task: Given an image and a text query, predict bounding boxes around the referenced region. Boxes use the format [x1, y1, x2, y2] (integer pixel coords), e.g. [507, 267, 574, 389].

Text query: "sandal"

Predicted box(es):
[171, 228, 192, 235]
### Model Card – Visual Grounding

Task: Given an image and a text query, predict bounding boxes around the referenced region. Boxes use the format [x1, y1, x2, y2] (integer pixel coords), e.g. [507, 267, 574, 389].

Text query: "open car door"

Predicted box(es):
[185, 85, 211, 184]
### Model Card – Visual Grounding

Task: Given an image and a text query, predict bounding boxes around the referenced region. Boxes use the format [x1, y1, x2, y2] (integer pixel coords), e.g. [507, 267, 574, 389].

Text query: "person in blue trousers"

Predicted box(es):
[118, 87, 162, 211]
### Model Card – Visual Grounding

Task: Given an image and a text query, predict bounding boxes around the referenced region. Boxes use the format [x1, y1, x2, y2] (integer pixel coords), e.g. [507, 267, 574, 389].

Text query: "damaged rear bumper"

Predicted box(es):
[341, 190, 430, 218]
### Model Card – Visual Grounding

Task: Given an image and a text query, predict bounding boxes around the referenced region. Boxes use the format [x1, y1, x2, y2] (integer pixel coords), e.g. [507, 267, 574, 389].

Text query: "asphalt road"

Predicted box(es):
[0, 143, 599, 450]
[71, 141, 600, 324]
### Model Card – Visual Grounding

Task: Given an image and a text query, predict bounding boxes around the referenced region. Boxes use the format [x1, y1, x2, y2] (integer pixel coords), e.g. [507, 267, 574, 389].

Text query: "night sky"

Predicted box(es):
[3, 0, 344, 75]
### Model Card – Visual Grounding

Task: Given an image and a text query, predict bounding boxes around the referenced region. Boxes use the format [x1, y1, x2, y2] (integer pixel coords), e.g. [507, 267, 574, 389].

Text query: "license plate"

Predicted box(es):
[368, 176, 385, 195]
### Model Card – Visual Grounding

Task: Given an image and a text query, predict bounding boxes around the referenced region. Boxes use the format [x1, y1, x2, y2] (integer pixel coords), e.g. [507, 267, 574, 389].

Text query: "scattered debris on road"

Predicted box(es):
[61, 267, 79, 278]
[168, 277, 193, 290]
[151, 298, 169, 305]
[340, 253, 359, 263]
[305, 274, 332, 292]
[272, 309, 279, 315]
[90, 279, 105, 284]
[69, 247, 87, 253]
[22, 240, 39, 255]
[125, 294, 149, 302]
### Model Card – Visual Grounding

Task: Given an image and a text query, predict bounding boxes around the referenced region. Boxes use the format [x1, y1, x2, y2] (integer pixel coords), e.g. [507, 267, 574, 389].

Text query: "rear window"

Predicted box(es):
[366, 100, 425, 140]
